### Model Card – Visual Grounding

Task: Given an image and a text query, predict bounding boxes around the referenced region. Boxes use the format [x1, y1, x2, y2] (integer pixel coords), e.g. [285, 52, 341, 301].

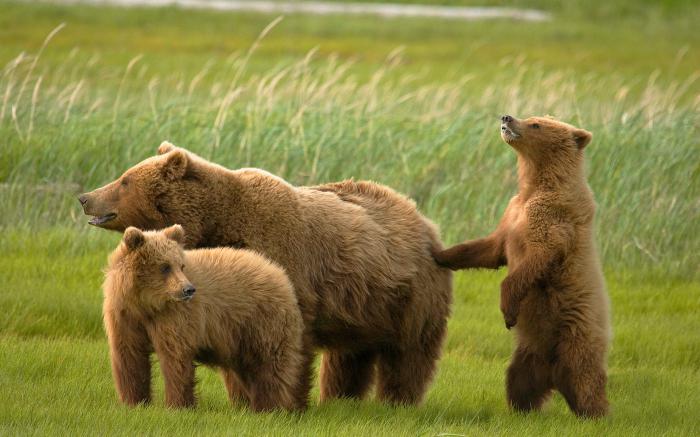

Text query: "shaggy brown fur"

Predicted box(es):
[103, 225, 306, 411]
[82, 143, 452, 405]
[434, 115, 611, 418]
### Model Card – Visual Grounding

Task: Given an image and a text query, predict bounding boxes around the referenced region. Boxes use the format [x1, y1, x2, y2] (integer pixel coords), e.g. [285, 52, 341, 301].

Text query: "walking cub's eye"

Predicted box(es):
[160, 263, 171, 274]
[181, 264, 185, 271]
[530, 123, 540, 129]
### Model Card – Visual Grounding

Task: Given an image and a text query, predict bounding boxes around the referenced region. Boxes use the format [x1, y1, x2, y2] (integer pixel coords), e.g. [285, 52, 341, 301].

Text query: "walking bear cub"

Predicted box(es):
[102, 224, 306, 412]
[434, 115, 611, 418]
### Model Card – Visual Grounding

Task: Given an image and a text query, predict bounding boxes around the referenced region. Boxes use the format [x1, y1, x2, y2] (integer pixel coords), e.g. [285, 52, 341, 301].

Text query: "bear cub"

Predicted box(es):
[434, 115, 611, 418]
[102, 224, 306, 412]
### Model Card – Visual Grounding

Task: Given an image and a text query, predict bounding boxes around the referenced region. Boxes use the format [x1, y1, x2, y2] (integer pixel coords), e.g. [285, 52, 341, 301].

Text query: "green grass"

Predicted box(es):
[1, 233, 699, 435]
[1, 0, 699, 435]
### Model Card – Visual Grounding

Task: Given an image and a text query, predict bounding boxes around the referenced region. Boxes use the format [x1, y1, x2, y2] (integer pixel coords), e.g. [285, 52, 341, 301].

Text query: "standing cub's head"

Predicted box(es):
[500, 114, 592, 161]
[104, 224, 196, 314]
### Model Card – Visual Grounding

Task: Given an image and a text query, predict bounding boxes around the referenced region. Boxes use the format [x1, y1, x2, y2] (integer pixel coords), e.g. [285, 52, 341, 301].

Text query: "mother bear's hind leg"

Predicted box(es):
[375, 320, 446, 405]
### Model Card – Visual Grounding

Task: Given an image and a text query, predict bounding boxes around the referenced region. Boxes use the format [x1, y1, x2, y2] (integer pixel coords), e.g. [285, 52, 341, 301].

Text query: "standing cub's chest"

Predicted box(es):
[503, 198, 528, 267]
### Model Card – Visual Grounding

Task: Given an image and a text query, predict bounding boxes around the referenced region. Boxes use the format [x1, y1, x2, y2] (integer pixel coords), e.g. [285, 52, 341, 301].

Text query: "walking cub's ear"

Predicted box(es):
[573, 129, 592, 149]
[123, 227, 145, 251]
[157, 141, 176, 155]
[163, 224, 185, 245]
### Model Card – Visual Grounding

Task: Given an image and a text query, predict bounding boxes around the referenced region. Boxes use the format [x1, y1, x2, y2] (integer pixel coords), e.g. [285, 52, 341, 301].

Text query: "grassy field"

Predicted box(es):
[1, 0, 699, 435]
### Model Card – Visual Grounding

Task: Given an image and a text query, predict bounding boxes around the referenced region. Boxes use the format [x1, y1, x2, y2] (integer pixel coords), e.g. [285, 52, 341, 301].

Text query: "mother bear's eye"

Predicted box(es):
[531, 123, 540, 129]
[160, 264, 171, 274]
[121, 178, 129, 187]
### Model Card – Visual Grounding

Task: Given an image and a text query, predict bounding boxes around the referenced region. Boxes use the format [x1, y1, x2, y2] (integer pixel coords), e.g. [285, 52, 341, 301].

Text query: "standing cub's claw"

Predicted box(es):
[500, 303, 519, 330]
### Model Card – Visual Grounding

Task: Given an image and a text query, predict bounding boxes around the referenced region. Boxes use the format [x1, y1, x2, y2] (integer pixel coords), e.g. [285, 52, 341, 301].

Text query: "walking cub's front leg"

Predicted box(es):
[103, 309, 153, 406]
[155, 345, 197, 408]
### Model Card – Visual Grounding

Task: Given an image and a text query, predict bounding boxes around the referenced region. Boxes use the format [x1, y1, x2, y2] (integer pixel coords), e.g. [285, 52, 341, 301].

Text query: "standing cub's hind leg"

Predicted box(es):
[553, 337, 609, 418]
[506, 346, 553, 412]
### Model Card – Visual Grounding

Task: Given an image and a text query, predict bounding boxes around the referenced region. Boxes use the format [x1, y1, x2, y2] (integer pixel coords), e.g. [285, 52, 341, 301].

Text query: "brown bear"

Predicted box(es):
[433, 115, 611, 418]
[102, 224, 306, 412]
[81, 143, 452, 406]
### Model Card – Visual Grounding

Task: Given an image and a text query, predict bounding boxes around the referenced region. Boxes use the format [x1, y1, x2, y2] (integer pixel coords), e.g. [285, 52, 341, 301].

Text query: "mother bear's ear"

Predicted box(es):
[161, 149, 188, 180]
[163, 224, 185, 245]
[157, 141, 176, 155]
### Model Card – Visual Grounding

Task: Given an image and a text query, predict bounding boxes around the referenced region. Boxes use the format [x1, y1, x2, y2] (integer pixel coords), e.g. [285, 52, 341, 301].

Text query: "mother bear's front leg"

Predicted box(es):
[319, 350, 378, 401]
[220, 368, 249, 405]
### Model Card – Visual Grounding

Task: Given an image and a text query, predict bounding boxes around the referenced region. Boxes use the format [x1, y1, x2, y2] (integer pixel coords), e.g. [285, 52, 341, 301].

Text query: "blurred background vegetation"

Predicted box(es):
[1, 0, 697, 276]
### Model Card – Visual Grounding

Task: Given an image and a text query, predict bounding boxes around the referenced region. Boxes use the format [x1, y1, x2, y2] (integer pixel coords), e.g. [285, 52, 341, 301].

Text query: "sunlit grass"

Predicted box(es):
[1, 234, 699, 435]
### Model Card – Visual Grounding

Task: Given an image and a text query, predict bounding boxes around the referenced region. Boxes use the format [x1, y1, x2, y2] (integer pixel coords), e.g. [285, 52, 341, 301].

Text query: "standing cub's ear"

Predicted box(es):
[161, 149, 188, 180]
[123, 227, 145, 251]
[573, 128, 592, 149]
[157, 141, 176, 155]
[163, 224, 185, 244]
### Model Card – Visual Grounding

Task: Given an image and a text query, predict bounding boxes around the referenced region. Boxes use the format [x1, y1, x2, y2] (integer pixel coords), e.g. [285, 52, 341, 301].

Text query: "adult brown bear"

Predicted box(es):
[80, 142, 452, 405]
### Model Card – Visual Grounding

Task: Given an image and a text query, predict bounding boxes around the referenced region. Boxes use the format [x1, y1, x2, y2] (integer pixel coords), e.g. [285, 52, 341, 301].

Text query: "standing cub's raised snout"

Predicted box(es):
[498, 114, 593, 153]
[500, 114, 520, 142]
[434, 115, 610, 418]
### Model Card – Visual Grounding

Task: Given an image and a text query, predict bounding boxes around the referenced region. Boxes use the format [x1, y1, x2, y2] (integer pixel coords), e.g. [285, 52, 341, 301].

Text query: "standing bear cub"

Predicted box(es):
[434, 115, 611, 418]
[103, 224, 306, 412]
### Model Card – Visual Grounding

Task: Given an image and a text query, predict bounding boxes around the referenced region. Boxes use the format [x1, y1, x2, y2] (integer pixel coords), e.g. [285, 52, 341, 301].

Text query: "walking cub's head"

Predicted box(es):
[500, 114, 592, 161]
[104, 224, 195, 314]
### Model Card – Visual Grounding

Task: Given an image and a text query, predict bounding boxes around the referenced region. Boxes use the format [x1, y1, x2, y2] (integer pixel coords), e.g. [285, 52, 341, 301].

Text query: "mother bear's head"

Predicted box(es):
[78, 142, 206, 242]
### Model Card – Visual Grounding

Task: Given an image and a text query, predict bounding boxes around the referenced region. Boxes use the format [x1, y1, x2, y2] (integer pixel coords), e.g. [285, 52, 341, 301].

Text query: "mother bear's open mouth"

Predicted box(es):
[88, 213, 117, 226]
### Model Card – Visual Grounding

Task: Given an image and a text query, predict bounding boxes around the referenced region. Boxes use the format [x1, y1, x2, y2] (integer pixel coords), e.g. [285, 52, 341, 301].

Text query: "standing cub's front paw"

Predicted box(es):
[432, 249, 453, 268]
[500, 279, 521, 329]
